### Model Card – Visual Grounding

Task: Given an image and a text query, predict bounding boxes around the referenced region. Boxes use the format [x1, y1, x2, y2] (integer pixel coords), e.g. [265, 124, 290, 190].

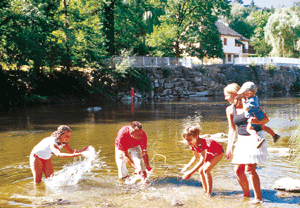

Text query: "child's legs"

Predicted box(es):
[247, 122, 261, 139]
[261, 125, 275, 137]
[199, 166, 207, 192]
[30, 154, 43, 184]
[44, 159, 53, 178]
[200, 153, 223, 194]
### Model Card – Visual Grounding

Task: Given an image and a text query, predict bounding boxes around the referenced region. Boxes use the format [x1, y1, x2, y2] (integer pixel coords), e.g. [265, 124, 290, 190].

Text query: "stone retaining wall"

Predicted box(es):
[135, 64, 300, 99]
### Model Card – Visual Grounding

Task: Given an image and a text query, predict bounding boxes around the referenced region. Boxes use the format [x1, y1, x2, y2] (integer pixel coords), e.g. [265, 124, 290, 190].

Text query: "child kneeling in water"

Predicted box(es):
[181, 126, 223, 196]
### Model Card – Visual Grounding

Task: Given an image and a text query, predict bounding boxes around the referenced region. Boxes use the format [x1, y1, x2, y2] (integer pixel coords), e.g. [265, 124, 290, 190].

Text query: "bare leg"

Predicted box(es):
[30, 155, 43, 184]
[247, 123, 265, 148]
[199, 166, 207, 193]
[247, 122, 261, 139]
[201, 153, 223, 194]
[234, 164, 250, 197]
[261, 125, 275, 137]
[44, 159, 54, 178]
[246, 164, 262, 203]
[261, 125, 280, 143]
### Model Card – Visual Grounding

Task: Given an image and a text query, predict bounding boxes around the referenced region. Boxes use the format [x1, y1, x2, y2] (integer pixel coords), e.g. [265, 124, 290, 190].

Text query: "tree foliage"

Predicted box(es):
[0, 0, 107, 72]
[224, 3, 254, 39]
[265, 6, 300, 57]
[146, 0, 230, 58]
[247, 9, 273, 56]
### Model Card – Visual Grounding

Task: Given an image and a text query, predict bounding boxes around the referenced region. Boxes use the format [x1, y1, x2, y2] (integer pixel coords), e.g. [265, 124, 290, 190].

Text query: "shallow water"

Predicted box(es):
[0, 94, 300, 207]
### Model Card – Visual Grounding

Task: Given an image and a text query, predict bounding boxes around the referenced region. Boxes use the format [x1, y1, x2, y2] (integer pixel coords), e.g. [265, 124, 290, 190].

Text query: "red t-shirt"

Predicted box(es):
[190, 138, 223, 162]
[115, 125, 147, 151]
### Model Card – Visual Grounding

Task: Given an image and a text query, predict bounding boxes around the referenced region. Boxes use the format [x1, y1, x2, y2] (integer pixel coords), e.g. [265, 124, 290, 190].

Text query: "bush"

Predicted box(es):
[162, 68, 172, 78]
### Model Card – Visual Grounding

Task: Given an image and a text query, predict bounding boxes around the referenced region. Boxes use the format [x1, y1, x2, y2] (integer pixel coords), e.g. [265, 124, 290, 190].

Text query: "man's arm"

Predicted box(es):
[122, 150, 137, 169]
[142, 149, 152, 171]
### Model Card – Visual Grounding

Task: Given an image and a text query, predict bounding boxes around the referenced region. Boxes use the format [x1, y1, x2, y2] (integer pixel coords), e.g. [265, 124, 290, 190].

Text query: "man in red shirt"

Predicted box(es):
[115, 121, 152, 182]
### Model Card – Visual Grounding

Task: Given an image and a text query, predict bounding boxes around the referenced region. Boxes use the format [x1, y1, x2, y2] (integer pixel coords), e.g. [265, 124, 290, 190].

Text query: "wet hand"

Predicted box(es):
[226, 150, 233, 160]
[146, 167, 153, 175]
[80, 146, 89, 152]
[74, 152, 82, 157]
[182, 172, 191, 180]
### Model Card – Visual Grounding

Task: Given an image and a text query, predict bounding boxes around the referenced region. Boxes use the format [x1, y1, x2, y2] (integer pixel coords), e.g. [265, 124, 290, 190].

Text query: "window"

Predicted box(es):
[223, 38, 227, 45]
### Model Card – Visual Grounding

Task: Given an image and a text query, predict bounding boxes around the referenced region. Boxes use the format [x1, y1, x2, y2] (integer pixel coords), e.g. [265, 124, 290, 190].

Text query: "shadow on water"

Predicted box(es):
[261, 189, 300, 206]
[216, 189, 300, 207]
[150, 176, 201, 187]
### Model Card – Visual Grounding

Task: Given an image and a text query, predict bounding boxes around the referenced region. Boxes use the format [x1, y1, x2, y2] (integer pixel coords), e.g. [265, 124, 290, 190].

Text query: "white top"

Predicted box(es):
[31, 136, 66, 160]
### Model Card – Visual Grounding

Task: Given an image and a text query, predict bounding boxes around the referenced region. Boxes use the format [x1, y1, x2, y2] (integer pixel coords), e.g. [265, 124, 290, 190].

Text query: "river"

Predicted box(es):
[0, 94, 299, 208]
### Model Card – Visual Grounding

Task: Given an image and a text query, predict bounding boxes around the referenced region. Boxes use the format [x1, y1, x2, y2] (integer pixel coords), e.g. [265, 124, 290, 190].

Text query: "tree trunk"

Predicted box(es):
[175, 41, 180, 59]
[103, 1, 116, 56]
[62, 0, 71, 71]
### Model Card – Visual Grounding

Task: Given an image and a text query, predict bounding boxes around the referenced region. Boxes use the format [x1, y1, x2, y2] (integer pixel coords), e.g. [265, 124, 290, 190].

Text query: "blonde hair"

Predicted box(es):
[224, 83, 240, 94]
[224, 83, 242, 106]
[51, 125, 71, 138]
[182, 126, 200, 139]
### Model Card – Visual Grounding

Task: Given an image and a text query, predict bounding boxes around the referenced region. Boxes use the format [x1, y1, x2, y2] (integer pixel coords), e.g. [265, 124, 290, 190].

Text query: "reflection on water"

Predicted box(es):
[0, 95, 299, 207]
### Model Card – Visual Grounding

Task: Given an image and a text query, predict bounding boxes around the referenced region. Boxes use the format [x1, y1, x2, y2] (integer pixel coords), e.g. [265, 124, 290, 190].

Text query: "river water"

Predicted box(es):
[0, 94, 299, 208]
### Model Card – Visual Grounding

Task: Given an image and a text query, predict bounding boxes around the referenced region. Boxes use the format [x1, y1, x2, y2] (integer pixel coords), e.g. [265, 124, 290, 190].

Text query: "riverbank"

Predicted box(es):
[132, 64, 300, 100]
[1, 64, 300, 108]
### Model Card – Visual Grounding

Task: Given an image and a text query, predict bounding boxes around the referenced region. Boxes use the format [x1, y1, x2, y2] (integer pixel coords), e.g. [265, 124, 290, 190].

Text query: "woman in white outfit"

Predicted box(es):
[30, 125, 88, 183]
[224, 83, 268, 205]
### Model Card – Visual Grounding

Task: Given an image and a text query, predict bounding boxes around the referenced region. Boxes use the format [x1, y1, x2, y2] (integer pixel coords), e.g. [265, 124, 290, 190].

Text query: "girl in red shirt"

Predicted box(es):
[181, 126, 223, 196]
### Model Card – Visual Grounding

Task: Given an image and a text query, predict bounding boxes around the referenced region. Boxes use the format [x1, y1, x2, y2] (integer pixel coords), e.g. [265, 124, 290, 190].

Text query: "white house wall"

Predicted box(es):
[221, 35, 242, 55]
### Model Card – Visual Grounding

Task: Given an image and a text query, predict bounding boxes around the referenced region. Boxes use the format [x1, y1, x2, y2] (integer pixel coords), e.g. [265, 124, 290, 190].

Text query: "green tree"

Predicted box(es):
[102, 0, 155, 56]
[247, 9, 273, 56]
[63, 0, 107, 68]
[185, 17, 224, 59]
[1, 0, 53, 72]
[0, 0, 107, 72]
[146, 0, 230, 58]
[114, 0, 149, 55]
[265, 5, 300, 57]
[225, 3, 254, 39]
[146, 22, 177, 57]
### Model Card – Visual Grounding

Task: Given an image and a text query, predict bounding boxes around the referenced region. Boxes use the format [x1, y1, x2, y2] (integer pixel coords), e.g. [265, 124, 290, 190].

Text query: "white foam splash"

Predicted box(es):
[45, 146, 102, 187]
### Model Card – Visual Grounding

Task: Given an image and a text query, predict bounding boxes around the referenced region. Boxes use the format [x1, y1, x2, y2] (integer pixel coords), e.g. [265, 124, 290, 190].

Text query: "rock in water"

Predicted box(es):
[273, 178, 300, 192]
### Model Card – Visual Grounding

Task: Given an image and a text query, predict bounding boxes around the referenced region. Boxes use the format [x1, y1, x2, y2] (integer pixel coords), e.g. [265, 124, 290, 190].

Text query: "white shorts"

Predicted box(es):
[115, 145, 145, 179]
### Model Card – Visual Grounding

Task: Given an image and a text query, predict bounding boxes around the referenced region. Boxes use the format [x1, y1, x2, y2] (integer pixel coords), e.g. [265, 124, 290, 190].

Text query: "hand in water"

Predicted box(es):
[182, 171, 192, 180]
[146, 167, 153, 175]
[81, 146, 89, 152]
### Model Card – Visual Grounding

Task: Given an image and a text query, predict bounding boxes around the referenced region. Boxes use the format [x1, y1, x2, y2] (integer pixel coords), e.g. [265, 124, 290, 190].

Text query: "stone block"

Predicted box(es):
[164, 83, 174, 89]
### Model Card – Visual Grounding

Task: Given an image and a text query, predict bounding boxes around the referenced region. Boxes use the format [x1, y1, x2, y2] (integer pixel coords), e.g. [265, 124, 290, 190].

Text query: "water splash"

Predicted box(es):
[182, 115, 202, 131]
[45, 146, 102, 187]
